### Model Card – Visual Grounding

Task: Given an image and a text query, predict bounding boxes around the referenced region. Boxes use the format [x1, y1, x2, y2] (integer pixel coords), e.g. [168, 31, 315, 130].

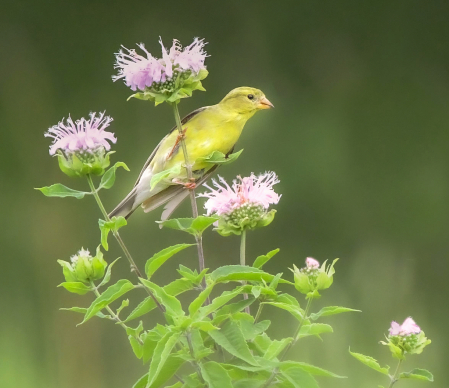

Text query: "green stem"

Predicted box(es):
[254, 303, 264, 323]
[262, 297, 314, 388]
[172, 104, 207, 288]
[388, 359, 403, 388]
[186, 332, 205, 384]
[86, 174, 165, 312]
[240, 229, 250, 314]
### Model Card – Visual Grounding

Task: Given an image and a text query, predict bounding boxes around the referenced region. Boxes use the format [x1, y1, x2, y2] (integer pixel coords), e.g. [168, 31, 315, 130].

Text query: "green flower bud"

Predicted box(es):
[291, 258, 338, 298]
[57, 148, 114, 178]
[58, 246, 107, 284]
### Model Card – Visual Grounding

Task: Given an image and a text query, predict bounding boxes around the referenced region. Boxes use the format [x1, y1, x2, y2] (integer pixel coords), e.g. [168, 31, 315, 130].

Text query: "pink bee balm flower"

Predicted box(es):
[113, 37, 207, 92]
[199, 172, 281, 216]
[306, 257, 320, 269]
[45, 112, 116, 156]
[389, 317, 421, 336]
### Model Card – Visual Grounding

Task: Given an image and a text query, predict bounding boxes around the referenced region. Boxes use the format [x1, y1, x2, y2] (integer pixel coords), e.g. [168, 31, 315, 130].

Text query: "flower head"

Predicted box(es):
[382, 317, 430, 358]
[113, 37, 208, 102]
[45, 112, 116, 177]
[198, 172, 280, 235]
[389, 317, 421, 337]
[58, 246, 107, 288]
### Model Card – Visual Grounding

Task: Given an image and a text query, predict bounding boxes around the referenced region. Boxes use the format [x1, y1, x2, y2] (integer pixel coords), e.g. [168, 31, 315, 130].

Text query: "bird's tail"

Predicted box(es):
[108, 187, 139, 220]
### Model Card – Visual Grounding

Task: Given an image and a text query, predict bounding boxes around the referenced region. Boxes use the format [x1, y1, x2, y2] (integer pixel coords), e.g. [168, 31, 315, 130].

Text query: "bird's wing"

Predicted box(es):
[133, 106, 208, 187]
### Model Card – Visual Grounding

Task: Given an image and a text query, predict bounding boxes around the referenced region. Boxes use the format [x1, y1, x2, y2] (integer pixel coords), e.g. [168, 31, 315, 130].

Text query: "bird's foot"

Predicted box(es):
[172, 177, 197, 190]
[167, 127, 187, 159]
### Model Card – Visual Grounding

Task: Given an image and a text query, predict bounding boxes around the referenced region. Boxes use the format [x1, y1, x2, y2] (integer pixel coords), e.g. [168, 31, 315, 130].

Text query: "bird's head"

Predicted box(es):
[219, 87, 274, 116]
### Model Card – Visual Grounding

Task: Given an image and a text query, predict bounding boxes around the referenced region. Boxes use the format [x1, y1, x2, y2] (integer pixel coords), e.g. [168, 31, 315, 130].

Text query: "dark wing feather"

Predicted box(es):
[133, 106, 208, 187]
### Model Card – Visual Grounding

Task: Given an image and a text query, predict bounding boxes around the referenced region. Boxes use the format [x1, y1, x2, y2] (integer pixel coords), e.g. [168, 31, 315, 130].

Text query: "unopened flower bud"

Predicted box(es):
[291, 258, 338, 298]
[58, 246, 107, 284]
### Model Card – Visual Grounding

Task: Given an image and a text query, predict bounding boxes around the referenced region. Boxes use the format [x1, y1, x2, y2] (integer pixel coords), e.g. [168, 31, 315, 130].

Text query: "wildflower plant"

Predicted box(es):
[35, 35, 433, 388]
[350, 317, 433, 387]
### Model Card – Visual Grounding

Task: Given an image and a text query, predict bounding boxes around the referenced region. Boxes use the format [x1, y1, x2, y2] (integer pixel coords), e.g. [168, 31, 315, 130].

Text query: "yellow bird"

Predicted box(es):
[109, 87, 274, 220]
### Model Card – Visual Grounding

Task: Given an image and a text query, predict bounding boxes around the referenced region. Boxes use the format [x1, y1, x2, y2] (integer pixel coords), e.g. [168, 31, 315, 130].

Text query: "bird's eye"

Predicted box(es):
[247, 94, 254, 100]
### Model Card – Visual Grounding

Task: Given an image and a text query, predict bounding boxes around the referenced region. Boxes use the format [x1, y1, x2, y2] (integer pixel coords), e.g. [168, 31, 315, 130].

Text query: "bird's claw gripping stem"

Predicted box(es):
[172, 177, 197, 190]
[168, 127, 187, 159]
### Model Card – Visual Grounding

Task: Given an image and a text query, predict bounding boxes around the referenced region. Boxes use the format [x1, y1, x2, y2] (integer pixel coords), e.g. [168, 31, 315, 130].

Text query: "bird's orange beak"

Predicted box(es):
[258, 96, 274, 109]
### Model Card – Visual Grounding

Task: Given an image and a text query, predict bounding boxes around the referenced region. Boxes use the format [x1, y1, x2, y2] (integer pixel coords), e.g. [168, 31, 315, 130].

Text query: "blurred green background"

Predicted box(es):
[1, 0, 448, 387]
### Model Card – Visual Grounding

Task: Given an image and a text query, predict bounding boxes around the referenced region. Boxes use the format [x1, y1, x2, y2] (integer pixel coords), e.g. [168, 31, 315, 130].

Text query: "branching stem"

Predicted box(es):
[388, 359, 403, 388]
[86, 174, 165, 312]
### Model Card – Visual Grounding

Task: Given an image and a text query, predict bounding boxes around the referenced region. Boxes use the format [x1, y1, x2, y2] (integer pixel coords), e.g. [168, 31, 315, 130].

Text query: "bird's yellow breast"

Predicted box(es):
[150, 105, 250, 175]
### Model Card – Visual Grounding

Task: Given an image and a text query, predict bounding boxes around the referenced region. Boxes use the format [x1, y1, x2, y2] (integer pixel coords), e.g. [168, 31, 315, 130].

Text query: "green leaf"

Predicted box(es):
[209, 320, 259, 366]
[195, 149, 243, 166]
[60, 307, 109, 319]
[400, 368, 434, 381]
[79, 279, 134, 324]
[150, 165, 182, 190]
[262, 302, 304, 321]
[124, 279, 194, 322]
[232, 380, 265, 388]
[58, 282, 92, 295]
[298, 323, 333, 339]
[157, 216, 219, 237]
[99, 162, 129, 190]
[200, 361, 233, 388]
[200, 287, 244, 319]
[145, 244, 195, 279]
[140, 278, 184, 318]
[98, 258, 120, 288]
[98, 216, 127, 251]
[253, 249, 280, 269]
[129, 336, 143, 359]
[189, 284, 214, 316]
[309, 306, 361, 321]
[215, 298, 256, 318]
[239, 319, 271, 341]
[280, 361, 346, 378]
[281, 367, 319, 388]
[264, 338, 293, 360]
[36, 184, 90, 199]
[209, 265, 292, 284]
[349, 349, 390, 375]
[146, 331, 182, 387]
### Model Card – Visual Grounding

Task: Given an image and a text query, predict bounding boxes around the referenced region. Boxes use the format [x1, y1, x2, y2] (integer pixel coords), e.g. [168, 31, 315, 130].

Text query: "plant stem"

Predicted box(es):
[240, 229, 250, 314]
[262, 298, 314, 388]
[186, 332, 205, 384]
[86, 174, 165, 312]
[254, 303, 264, 323]
[172, 104, 206, 287]
[388, 359, 403, 388]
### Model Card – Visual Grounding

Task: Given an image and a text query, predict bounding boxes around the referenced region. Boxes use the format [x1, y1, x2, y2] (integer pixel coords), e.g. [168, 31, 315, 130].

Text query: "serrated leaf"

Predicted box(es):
[209, 265, 292, 284]
[200, 361, 233, 388]
[79, 279, 134, 324]
[233, 380, 265, 388]
[140, 278, 184, 318]
[209, 320, 259, 366]
[124, 278, 194, 322]
[146, 331, 182, 387]
[309, 306, 361, 320]
[157, 216, 219, 237]
[145, 244, 194, 279]
[400, 368, 434, 381]
[264, 338, 293, 360]
[281, 367, 319, 388]
[349, 349, 390, 375]
[150, 164, 182, 190]
[36, 184, 90, 199]
[189, 284, 214, 316]
[253, 249, 280, 269]
[129, 335, 143, 359]
[195, 149, 243, 166]
[98, 258, 120, 288]
[99, 162, 129, 190]
[60, 307, 109, 319]
[298, 323, 333, 339]
[215, 298, 256, 318]
[199, 287, 244, 319]
[280, 361, 346, 378]
[262, 302, 304, 321]
[239, 319, 271, 341]
[98, 216, 127, 250]
[58, 282, 92, 295]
